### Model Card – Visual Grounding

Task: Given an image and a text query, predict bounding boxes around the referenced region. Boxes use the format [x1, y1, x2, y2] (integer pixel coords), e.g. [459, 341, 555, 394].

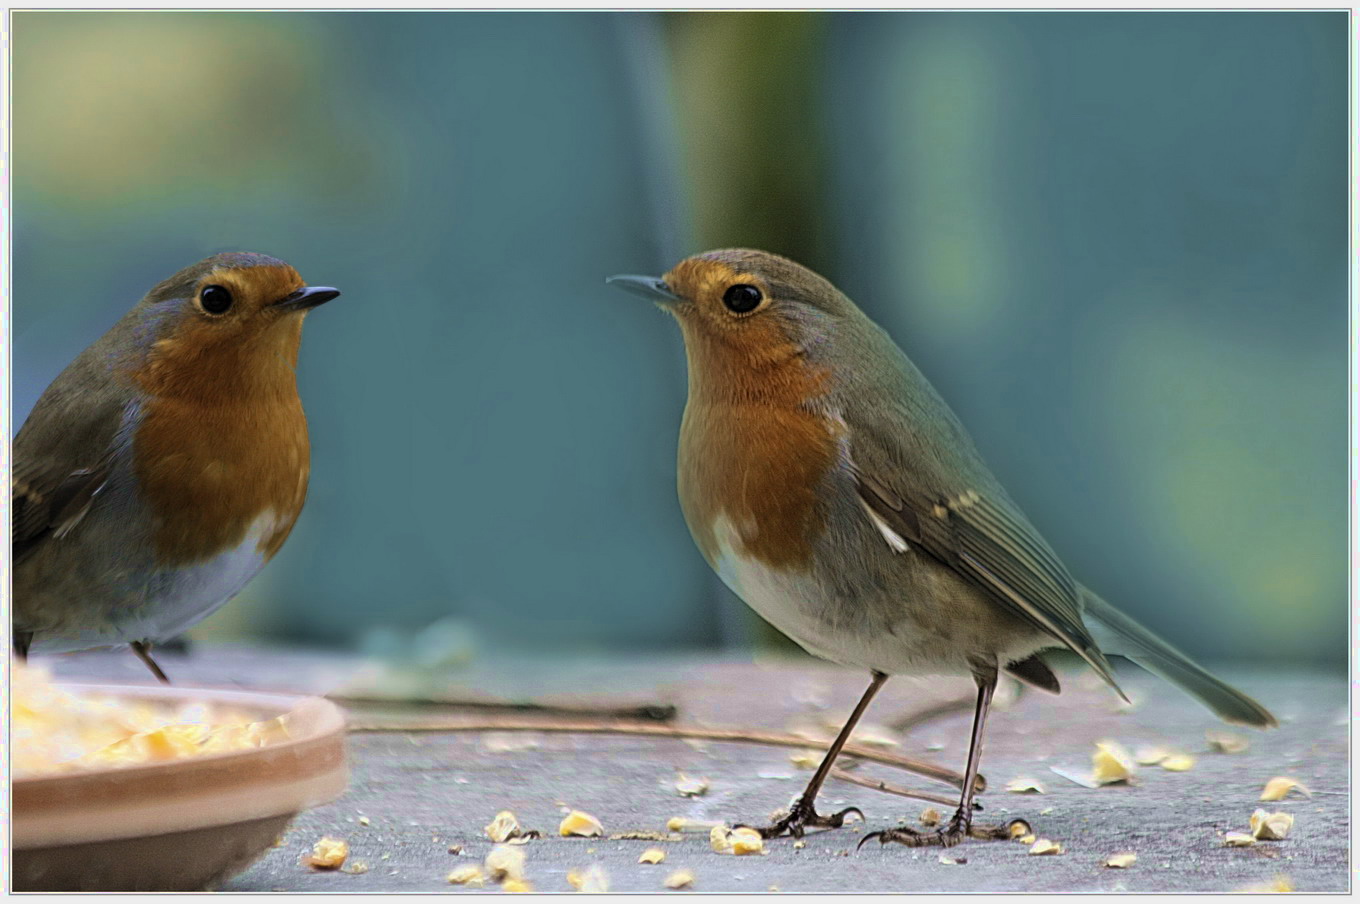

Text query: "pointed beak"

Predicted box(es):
[277, 286, 341, 311]
[605, 274, 680, 304]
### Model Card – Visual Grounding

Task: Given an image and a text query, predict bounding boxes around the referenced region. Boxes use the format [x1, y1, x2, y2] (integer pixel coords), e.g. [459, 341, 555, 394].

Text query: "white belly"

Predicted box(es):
[33, 512, 278, 652]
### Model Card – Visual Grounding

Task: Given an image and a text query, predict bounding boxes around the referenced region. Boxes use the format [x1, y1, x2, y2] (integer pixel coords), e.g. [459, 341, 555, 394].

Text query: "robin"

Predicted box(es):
[12, 253, 339, 683]
[607, 249, 1275, 848]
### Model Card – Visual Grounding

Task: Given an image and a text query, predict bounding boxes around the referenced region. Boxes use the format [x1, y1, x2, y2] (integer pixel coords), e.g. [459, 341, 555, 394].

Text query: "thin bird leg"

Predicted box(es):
[860, 669, 1028, 850]
[131, 640, 171, 684]
[15, 630, 33, 661]
[740, 671, 889, 839]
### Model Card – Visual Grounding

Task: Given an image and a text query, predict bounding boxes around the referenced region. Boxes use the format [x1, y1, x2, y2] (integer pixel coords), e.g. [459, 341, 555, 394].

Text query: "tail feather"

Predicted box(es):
[1080, 586, 1277, 729]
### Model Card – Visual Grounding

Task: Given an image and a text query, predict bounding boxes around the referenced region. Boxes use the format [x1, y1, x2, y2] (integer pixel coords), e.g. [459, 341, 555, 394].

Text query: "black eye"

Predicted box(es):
[722, 283, 763, 314]
[200, 284, 234, 315]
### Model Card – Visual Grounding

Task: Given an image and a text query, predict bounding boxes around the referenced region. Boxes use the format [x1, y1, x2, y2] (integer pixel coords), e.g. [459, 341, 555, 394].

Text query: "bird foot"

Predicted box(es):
[739, 798, 865, 839]
[858, 816, 1029, 850]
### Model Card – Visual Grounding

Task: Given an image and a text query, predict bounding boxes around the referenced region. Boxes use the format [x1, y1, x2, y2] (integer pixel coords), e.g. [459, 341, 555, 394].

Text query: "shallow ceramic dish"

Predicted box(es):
[12, 684, 348, 891]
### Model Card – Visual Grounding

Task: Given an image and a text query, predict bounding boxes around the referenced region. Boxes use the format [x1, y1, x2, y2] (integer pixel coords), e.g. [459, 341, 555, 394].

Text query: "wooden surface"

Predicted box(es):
[39, 643, 1349, 893]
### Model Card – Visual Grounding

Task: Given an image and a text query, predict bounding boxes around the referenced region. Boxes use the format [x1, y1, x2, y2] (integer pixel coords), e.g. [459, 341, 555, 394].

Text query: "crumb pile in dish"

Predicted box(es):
[12, 663, 291, 777]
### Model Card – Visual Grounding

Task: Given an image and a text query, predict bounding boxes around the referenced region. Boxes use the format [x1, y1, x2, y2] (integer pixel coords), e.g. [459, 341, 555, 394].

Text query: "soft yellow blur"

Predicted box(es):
[12, 662, 289, 777]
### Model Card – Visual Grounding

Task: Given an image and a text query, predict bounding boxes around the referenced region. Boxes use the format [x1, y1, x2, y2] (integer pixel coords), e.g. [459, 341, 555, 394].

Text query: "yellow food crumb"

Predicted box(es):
[1250, 809, 1294, 841]
[920, 807, 942, 827]
[342, 861, 369, 875]
[1092, 741, 1135, 785]
[664, 870, 695, 890]
[1134, 746, 1171, 766]
[1160, 754, 1195, 772]
[486, 810, 524, 843]
[675, 774, 709, 797]
[1105, 852, 1137, 868]
[1260, 777, 1311, 801]
[1005, 777, 1045, 793]
[789, 750, 820, 769]
[639, 848, 666, 864]
[305, 837, 349, 870]
[709, 825, 733, 853]
[1223, 832, 1256, 847]
[1028, 839, 1063, 856]
[485, 844, 526, 882]
[731, 828, 765, 856]
[1018, 834, 1037, 845]
[560, 810, 604, 837]
[502, 878, 534, 893]
[447, 865, 485, 887]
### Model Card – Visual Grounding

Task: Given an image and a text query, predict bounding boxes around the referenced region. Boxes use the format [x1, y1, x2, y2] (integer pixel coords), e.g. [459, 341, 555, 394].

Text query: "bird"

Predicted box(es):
[12, 252, 339, 683]
[607, 248, 1275, 848]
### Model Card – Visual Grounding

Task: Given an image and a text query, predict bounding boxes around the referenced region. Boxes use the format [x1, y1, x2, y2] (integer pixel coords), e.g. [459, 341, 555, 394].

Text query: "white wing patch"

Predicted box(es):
[859, 497, 910, 554]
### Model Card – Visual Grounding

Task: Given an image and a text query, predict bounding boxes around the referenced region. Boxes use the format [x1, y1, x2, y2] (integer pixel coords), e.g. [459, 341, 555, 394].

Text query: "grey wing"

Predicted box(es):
[849, 426, 1126, 697]
[13, 386, 131, 565]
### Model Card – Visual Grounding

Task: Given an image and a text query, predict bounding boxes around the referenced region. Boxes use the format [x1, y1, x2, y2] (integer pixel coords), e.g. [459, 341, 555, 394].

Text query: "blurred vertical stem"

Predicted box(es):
[663, 11, 832, 273]
[664, 12, 830, 653]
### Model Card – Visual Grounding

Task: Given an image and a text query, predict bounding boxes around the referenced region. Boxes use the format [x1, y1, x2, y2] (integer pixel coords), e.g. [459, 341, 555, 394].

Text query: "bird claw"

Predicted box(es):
[857, 818, 1028, 851]
[738, 800, 865, 839]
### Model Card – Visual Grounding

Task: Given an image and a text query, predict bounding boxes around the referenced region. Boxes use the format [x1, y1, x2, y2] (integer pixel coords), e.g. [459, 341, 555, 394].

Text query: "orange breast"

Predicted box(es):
[132, 317, 310, 568]
[676, 325, 841, 572]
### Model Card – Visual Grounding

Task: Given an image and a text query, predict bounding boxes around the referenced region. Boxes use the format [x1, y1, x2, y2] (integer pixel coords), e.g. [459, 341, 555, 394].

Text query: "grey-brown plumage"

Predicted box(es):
[609, 248, 1274, 847]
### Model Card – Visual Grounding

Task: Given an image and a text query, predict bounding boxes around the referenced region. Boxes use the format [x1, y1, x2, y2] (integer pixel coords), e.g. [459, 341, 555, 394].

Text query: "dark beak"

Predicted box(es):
[605, 274, 680, 303]
[277, 286, 341, 311]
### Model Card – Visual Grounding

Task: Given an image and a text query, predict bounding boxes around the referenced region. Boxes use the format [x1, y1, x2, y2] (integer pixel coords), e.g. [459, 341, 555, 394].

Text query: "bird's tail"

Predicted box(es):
[1080, 586, 1277, 728]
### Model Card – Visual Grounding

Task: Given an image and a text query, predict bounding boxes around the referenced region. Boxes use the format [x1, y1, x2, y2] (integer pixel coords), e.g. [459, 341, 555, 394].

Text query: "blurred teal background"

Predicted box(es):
[12, 11, 1347, 665]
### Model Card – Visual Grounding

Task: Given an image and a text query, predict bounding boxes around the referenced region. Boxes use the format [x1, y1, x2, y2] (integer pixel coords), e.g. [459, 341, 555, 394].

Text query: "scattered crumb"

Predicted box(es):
[793, 840, 806, 850]
[305, 837, 349, 870]
[1260, 777, 1311, 801]
[1223, 832, 1256, 847]
[675, 773, 709, 797]
[567, 865, 609, 893]
[920, 807, 942, 827]
[342, 861, 369, 875]
[1134, 746, 1172, 766]
[789, 750, 820, 769]
[667, 817, 721, 833]
[1029, 839, 1063, 856]
[1206, 730, 1249, 754]
[612, 831, 680, 842]
[709, 825, 733, 853]
[1018, 834, 1037, 845]
[1105, 853, 1136, 869]
[938, 854, 966, 865]
[484, 845, 526, 882]
[1250, 809, 1294, 841]
[502, 878, 534, 893]
[1235, 874, 1293, 893]
[447, 865, 485, 887]
[486, 810, 535, 843]
[1005, 777, 1045, 794]
[664, 869, 695, 890]
[1160, 754, 1195, 772]
[768, 885, 780, 892]
[731, 828, 765, 856]
[1038, 808, 1053, 816]
[1092, 741, 1135, 785]
[639, 848, 666, 864]
[357, 816, 370, 827]
[560, 810, 604, 837]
